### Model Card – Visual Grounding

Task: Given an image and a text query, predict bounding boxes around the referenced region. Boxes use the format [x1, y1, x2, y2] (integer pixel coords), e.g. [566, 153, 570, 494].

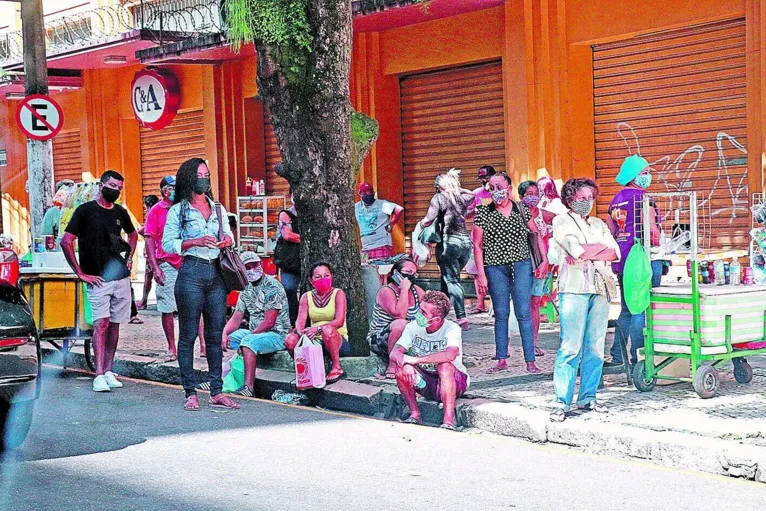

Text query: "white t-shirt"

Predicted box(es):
[395, 320, 469, 382]
[355, 199, 398, 251]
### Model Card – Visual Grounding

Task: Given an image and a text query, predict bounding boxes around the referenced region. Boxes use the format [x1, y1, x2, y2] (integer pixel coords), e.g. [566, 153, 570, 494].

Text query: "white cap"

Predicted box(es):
[240, 251, 261, 265]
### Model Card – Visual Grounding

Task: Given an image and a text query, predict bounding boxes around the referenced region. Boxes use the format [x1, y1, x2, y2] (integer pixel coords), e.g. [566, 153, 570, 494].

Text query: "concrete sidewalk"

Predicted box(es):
[43, 306, 766, 483]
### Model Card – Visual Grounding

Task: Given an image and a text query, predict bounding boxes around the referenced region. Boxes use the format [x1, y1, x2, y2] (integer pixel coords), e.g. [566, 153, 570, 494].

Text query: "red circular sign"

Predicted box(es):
[131, 68, 180, 130]
[16, 94, 64, 141]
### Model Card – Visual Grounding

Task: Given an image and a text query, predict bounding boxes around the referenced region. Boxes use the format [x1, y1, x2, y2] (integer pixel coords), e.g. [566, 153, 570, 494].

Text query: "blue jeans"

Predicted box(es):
[175, 257, 227, 397]
[485, 259, 535, 362]
[435, 234, 472, 319]
[554, 293, 610, 411]
[611, 260, 664, 364]
[280, 271, 300, 326]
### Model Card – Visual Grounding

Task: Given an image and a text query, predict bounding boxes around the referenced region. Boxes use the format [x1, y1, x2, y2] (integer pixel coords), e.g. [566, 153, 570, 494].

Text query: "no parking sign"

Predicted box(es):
[16, 94, 64, 141]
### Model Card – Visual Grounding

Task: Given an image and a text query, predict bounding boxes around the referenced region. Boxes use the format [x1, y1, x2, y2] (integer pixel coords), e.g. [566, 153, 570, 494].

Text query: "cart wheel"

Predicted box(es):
[632, 360, 656, 392]
[693, 365, 719, 399]
[733, 359, 753, 384]
[84, 341, 95, 372]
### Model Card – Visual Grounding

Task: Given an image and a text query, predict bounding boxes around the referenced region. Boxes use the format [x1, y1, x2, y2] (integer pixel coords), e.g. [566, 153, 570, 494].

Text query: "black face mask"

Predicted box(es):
[101, 186, 120, 203]
[361, 194, 375, 206]
[194, 178, 211, 195]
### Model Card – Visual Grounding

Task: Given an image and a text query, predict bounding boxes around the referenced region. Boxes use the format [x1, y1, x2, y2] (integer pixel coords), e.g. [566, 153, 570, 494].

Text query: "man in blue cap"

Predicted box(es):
[606, 155, 664, 366]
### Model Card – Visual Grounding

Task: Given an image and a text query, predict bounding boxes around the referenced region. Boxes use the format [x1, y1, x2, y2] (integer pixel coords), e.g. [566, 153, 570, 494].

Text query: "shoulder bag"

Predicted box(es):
[215, 204, 248, 292]
[517, 202, 545, 268]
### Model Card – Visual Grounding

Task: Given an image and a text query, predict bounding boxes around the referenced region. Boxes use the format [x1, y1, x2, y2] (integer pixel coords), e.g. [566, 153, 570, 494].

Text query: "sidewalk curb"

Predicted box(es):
[44, 348, 766, 483]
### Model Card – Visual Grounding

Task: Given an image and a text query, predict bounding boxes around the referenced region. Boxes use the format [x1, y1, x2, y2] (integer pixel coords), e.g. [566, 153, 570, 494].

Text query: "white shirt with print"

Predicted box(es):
[355, 199, 398, 251]
[395, 320, 470, 384]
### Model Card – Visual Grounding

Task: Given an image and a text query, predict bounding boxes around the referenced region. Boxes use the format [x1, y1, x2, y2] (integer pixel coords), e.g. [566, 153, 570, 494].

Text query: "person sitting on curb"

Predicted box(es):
[391, 290, 470, 430]
[222, 252, 291, 397]
[284, 262, 349, 383]
[368, 257, 425, 379]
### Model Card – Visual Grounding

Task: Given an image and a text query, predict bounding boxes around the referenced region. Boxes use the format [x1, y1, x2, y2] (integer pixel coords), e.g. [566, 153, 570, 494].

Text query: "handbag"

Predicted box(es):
[215, 204, 248, 292]
[528, 231, 544, 268]
[418, 218, 442, 244]
[294, 335, 326, 390]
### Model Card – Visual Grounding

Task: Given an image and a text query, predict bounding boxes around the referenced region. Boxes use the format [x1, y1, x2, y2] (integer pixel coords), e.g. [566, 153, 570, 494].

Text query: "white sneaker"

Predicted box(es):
[103, 371, 123, 388]
[93, 375, 111, 392]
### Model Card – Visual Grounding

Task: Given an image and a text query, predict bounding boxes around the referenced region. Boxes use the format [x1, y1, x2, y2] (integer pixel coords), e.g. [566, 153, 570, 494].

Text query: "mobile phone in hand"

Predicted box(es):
[391, 270, 403, 285]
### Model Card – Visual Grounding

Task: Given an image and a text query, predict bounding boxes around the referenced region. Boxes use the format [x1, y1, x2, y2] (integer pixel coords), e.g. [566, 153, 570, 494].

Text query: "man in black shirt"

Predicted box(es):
[61, 170, 138, 393]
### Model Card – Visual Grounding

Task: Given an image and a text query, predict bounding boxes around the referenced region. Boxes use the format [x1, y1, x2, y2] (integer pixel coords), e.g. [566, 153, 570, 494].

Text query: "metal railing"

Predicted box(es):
[0, 0, 223, 67]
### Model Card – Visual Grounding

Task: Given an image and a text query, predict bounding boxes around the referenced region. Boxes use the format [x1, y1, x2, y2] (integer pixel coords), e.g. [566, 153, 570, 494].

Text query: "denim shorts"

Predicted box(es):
[531, 274, 552, 297]
[231, 329, 285, 355]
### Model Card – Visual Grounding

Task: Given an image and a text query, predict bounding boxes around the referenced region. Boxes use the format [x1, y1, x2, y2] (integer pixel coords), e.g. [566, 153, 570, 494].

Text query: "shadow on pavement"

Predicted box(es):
[2, 367, 343, 464]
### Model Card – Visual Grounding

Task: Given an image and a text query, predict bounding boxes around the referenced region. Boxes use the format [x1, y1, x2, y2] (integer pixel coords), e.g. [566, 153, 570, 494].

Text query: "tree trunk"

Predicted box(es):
[255, 0, 371, 355]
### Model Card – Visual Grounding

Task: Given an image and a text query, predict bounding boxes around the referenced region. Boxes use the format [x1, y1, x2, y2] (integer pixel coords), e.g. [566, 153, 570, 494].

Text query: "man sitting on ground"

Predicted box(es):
[222, 252, 290, 397]
[391, 290, 470, 430]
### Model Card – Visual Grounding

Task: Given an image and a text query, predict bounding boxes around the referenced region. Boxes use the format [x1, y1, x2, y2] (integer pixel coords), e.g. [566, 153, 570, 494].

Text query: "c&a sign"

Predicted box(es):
[131, 68, 180, 130]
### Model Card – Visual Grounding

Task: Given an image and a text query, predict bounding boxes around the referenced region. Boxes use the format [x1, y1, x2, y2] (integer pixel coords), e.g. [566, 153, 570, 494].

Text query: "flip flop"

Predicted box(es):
[129, 316, 144, 324]
[161, 352, 178, 362]
[402, 416, 423, 425]
[534, 347, 545, 357]
[468, 308, 487, 314]
[487, 363, 508, 374]
[326, 371, 345, 384]
[440, 423, 457, 431]
[184, 395, 200, 411]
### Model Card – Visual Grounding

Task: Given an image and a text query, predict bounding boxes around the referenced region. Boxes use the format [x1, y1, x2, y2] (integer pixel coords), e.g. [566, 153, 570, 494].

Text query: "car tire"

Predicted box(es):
[0, 400, 35, 451]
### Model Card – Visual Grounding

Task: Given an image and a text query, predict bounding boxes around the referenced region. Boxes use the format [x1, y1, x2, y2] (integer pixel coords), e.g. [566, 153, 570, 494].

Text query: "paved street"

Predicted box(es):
[2, 368, 765, 511]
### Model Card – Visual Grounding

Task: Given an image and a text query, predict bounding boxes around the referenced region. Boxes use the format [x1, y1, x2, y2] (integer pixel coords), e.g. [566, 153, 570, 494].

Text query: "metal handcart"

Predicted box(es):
[632, 191, 766, 398]
[19, 270, 95, 371]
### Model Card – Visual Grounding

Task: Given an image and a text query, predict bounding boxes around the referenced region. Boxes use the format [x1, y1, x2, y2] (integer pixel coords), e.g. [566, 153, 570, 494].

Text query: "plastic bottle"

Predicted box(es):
[713, 260, 725, 286]
[701, 261, 709, 284]
[730, 258, 741, 285]
[724, 263, 730, 285]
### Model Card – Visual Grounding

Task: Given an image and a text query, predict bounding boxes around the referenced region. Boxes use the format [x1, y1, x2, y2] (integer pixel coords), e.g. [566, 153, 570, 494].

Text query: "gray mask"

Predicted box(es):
[570, 199, 594, 217]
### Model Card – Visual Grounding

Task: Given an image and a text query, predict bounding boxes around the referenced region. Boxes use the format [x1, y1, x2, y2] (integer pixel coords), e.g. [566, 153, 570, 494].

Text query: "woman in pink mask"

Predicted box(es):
[284, 261, 349, 383]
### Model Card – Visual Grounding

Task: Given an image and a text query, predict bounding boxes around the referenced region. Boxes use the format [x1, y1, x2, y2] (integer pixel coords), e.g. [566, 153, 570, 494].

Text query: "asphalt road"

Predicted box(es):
[2, 368, 765, 511]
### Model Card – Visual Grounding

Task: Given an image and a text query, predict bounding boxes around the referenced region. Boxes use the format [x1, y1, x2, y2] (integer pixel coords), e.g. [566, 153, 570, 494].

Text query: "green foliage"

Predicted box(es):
[351, 111, 378, 146]
[224, 0, 313, 83]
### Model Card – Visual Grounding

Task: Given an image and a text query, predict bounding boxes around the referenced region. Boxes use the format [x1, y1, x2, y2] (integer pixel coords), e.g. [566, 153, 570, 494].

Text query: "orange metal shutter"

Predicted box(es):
[593, 18, 748, 249]
[140, 109, 206, 200]
[400, 62, 506, 277]
[264, 109, 289, 197]
[52, 130, 82, 183]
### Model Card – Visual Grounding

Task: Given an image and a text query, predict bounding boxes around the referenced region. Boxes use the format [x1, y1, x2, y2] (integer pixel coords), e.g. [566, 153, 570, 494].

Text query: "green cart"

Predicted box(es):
[632, 192, 766, 398]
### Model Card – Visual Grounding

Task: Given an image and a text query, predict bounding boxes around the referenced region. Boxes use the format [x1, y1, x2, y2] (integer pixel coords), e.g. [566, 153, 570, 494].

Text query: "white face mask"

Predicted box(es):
[247, 267, 264, 283]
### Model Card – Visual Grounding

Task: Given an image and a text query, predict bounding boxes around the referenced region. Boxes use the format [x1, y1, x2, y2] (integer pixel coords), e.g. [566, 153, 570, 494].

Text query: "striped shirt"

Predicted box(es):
[368, 285, 420, 340]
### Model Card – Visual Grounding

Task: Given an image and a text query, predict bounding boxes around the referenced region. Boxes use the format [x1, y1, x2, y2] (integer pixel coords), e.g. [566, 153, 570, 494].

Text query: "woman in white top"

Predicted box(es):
[548, 178, 620, 422]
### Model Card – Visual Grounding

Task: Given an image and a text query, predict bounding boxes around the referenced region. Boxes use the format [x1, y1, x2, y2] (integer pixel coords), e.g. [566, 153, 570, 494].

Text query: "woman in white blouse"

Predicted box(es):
[548, 178, 620, 422]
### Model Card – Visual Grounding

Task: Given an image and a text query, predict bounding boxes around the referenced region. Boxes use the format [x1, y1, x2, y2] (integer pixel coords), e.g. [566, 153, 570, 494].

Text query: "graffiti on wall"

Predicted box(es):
[616, 122, 748, 224]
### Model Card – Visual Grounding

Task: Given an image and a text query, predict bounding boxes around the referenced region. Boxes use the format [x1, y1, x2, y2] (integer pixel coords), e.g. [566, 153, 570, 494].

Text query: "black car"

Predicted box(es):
[0, 247, 40, 451]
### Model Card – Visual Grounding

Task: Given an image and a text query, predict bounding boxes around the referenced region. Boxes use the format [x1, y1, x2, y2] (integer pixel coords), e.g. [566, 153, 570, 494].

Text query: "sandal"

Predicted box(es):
[526, 362, 541, 374]
[326, 370, 345, 384]
[162, 352, 178, 363]
[579, 401, 609, 414]
[550, 409, 566, 422]
[487, 361, 508, 374]
[402, 416, 423, 425]
[440, 423, 457, 431]
[534, 347, 545, 357]
[129, 316, 144, 324]
[468, 307, 487, 314]
[209, 394, 241, 410]
[196, 381, 211, 392]
[184, 395, 200, 411]
[232, 386, 254, 398]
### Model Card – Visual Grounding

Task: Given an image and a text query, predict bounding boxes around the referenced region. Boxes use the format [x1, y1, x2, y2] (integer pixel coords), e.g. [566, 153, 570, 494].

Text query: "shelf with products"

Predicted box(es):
[236, 195, 285, 255]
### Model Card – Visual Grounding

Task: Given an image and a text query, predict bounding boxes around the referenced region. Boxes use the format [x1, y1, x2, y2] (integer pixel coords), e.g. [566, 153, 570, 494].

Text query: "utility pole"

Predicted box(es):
[20, 0, 53, 238]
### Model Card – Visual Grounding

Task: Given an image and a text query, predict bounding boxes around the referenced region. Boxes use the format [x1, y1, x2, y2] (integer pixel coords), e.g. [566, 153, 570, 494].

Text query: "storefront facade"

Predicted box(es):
[2, 0, 766, 258]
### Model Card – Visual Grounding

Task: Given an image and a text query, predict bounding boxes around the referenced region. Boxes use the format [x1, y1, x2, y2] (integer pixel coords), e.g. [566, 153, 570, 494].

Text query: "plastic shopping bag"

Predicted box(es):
[411, 224, 430, 268]
[222, 353, 245, 393]
[623, 243, 652, 314]
[294, 335, 326, 390]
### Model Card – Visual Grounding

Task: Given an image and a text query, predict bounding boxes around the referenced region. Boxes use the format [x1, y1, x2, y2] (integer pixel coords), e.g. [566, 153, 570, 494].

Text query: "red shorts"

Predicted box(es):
[415, 366, 468, 402]
[362, 245, 393, 261]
